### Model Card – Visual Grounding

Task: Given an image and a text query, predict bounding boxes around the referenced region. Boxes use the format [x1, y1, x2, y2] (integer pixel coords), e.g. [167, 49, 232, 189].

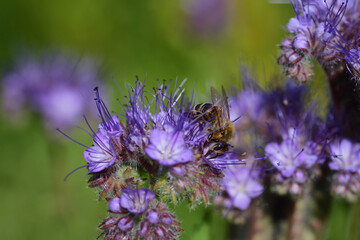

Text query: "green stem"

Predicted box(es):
[350, 199, 360, 240]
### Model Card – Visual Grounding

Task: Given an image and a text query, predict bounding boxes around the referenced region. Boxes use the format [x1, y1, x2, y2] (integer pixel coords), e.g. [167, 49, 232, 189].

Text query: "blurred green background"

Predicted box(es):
[1, 1, 350, 239]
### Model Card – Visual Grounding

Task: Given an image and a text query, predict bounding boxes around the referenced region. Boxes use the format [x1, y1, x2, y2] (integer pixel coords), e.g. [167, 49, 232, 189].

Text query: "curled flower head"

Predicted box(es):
[137, 202, 183, 239]
[145, 129, 194, 166]
[222, 166, 263, 210]
[278, 0, 360, 83]
[103, 199, 183, 239]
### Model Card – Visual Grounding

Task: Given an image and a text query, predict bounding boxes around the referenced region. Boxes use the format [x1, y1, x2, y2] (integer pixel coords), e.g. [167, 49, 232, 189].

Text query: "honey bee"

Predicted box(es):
[191, 86, 234, 155]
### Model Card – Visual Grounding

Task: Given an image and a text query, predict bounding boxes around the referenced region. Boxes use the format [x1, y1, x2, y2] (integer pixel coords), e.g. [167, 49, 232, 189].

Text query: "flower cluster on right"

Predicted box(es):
[211, 1, 360, 234]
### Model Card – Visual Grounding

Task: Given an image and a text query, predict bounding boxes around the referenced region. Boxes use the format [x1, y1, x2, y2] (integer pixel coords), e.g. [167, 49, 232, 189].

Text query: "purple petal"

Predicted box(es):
[161, 216, 173, 225]
[330, 139, 360, 171]
[120, 189, 155, 214]
[108, 197, 121, 213]
[294, 170, 306, 183]
[118, 217, 134, 231]
[83, 133, 116, 172]
[223, 166, 263, 210]
[232, 193, 251, 210]
[293, 34, 310, 52]
[245, 180, 264, 198]
[145, 129, 194, 166]
[280, 166, 297, 178]
[146, 210, 159, 224]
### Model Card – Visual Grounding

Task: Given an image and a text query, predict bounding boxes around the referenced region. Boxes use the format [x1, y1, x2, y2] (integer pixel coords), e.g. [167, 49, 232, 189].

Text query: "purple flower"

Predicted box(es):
[76, 88, 126, 173]
[222, 167, 263, 210]
[145, 129, 194, 166]
[83, 132, 117, 172]
[329, 138, 360, 172]
[265, 137, 318, 178]
[82, 93, 123, 173]
[328, 139, 360, 201]
[2, 52, 101, 129]
[119, 188, 155, 214]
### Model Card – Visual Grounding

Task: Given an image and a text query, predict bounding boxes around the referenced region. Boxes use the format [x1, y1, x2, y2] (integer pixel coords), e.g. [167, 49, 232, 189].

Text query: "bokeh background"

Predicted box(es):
[0, 0, 350, 239]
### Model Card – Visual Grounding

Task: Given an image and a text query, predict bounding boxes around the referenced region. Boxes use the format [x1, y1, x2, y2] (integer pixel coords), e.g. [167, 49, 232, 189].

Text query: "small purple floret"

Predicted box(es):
[329, 139, 360, 172]
[170, 165, 187, 176]
[161, 216, 173, 225]
[108, 197, 122, 213]
[222, 167, 263, 210]
[83, 132, 117, 172]
[118, 217, 134, 231]
[120, 188, 155, 214]
[265, 138, 317, 178]
[147, 210, 160, 224]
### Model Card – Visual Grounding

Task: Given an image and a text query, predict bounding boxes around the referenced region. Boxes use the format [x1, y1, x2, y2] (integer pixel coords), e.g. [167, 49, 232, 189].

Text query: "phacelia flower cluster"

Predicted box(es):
[2, 51, 101, 130]
[62, 79, 239, 239]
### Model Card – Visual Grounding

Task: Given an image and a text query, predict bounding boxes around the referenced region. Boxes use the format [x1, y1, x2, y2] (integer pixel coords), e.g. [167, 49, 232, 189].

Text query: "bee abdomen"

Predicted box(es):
[194, 103, 212, 112]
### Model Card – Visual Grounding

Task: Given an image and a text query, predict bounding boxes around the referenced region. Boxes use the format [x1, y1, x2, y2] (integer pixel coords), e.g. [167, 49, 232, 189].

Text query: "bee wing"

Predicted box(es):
[221, 86, 230, 120]
[210, 86, 222, 127]
[210, 86, 221, 106]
